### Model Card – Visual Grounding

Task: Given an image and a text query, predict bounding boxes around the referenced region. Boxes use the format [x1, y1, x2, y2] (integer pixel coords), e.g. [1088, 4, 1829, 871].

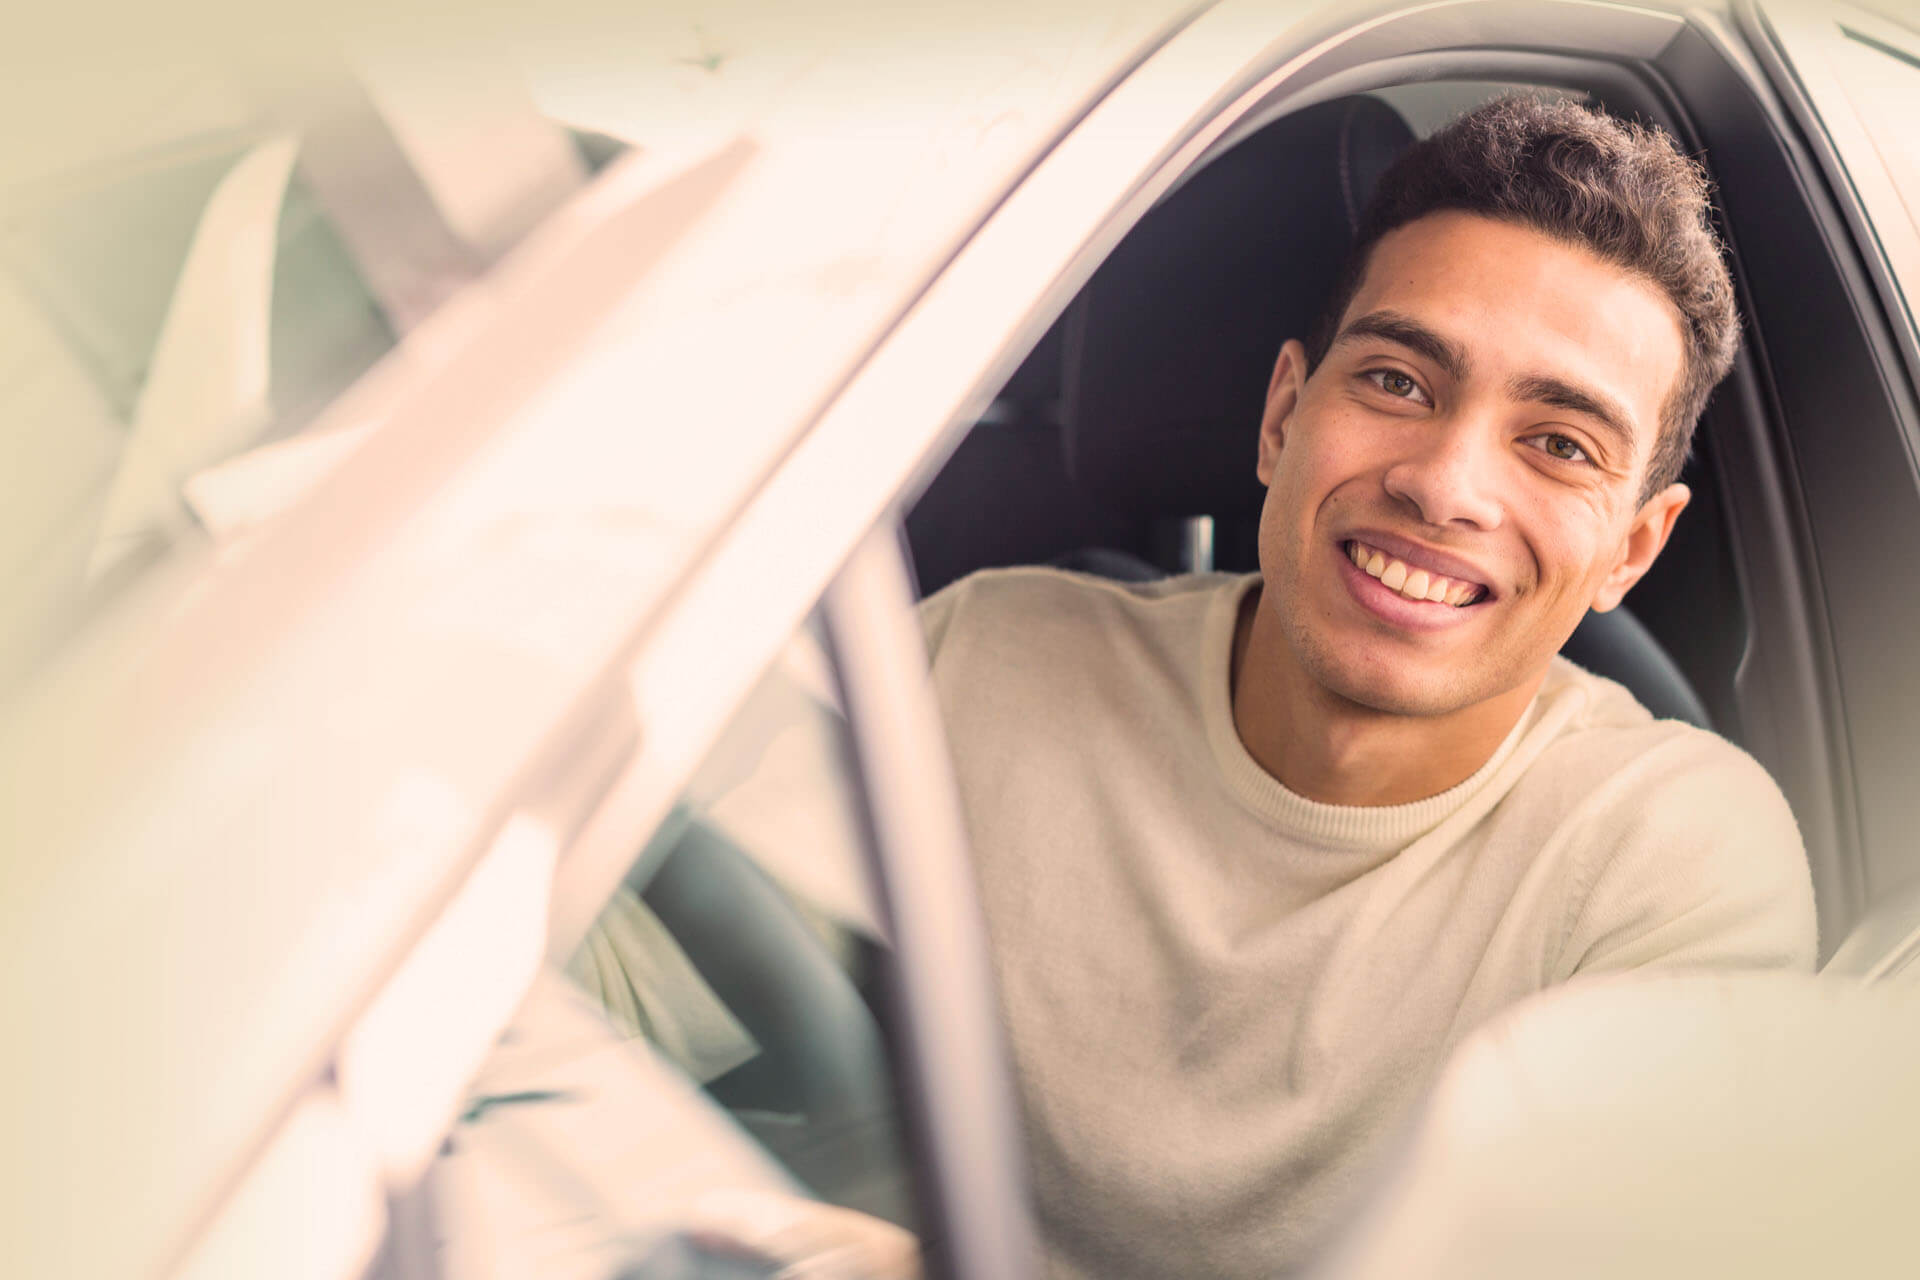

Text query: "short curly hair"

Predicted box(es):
[1307, 94, 1740, 502]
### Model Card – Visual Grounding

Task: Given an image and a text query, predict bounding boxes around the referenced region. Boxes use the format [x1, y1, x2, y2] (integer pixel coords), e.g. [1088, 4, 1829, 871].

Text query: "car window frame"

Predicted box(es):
[1736, 0, 1920, 939]
[1747, 1, 1920, 425]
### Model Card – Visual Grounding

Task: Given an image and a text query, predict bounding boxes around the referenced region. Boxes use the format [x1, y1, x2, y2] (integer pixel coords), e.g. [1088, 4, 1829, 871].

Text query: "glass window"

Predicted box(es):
[1762, 2, 1920, 402]
[0, 141, 390, 688]
[1832, 22, 1920, 241]
[426, 614, 922, 1277]
[1812, 10, 1920, 349]
[0, 70, 629, 698]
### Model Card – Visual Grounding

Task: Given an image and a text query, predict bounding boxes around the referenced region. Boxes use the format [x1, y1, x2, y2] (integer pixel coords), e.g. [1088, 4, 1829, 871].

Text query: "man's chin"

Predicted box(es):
[1319, 671, 1464, 718]
[1300, 644, 1481, 719]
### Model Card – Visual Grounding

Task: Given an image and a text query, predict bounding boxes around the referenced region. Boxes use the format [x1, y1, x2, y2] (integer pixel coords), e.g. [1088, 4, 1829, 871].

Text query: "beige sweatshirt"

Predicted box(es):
[921, 567, 1817, 1279]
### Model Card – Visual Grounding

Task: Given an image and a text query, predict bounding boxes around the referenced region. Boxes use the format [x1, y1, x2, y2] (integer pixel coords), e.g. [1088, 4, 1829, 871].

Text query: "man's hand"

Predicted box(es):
[681, 1188, 924, 1279]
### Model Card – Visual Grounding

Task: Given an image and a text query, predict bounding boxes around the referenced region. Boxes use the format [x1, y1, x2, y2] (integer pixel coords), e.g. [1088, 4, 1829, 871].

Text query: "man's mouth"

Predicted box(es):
[1344, 540, 1489, 608]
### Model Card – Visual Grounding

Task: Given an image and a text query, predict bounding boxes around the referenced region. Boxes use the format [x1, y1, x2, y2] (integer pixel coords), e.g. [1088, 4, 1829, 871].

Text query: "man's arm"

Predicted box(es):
[1555, 737, 1818, 979]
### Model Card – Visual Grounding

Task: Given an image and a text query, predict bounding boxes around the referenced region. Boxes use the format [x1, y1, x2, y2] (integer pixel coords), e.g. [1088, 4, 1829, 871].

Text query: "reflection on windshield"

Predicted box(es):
[0, 63, 628, 696]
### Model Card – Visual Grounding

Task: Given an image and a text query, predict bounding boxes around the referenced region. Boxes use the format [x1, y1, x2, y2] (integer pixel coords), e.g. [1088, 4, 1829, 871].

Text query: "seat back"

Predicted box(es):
[1062, 96, 1416, 557]
[1560, 607, 1711, 729]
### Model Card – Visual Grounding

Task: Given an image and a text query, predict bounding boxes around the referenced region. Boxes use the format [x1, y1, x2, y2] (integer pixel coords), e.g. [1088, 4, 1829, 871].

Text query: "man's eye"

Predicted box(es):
[1365, 370, 1427, 403]
[1529, 433, 1591, 463]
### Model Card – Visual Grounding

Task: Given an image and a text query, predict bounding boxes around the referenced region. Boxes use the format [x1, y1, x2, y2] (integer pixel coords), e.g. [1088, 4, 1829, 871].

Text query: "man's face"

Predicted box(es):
[1254, 210, 1692, 717]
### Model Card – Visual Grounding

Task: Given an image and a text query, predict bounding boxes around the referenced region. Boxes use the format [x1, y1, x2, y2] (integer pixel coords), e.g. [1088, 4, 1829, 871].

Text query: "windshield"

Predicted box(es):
[0, 60, 627, 696]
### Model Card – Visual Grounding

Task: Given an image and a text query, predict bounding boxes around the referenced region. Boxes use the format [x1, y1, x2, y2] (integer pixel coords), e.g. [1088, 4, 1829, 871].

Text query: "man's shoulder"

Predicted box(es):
[1518, 663, 1815, 972]
[925, 564, 1236, 612]
[918, 565, 1239, 659]
[1525, 658, 1786, 824]
[1536, 656, 1777, 796]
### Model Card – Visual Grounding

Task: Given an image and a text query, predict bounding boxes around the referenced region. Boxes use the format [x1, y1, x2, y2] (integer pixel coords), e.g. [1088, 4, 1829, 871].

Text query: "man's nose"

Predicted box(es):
[1380, 417, 1505, 530]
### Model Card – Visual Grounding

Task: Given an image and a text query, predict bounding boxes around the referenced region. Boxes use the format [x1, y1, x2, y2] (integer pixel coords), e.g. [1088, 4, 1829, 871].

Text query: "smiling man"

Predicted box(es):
[1237, 202, 1695, 805]
[911, 96, 1818, 1279]
[679, 98, 1819, 1280]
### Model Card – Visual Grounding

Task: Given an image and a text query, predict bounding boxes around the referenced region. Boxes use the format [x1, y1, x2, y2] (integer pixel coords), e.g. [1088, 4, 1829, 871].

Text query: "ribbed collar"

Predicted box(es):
[1200, 574, 1541, 854]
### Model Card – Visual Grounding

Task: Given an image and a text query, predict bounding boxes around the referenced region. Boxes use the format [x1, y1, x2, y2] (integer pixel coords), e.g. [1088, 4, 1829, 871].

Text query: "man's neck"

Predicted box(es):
[1229, 584, 1546, 807]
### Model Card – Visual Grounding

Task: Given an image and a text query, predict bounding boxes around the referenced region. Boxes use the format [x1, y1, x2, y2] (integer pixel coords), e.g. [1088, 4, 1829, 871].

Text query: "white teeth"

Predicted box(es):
[1347, 540, 1485, 607]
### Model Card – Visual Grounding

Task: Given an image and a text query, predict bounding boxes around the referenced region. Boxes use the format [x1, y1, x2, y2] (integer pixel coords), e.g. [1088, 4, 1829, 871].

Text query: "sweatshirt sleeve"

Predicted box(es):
[1555, 735, 1818, 979]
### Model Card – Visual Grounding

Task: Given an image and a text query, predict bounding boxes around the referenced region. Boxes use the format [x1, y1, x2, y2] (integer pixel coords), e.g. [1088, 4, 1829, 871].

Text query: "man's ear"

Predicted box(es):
[1590, 482, 1690, 613]
[1256, 339, 1310, 486]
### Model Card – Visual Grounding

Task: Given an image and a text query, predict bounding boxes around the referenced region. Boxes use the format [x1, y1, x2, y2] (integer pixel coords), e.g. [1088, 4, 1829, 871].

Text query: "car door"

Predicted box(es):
[1728, 0, 1920, 952]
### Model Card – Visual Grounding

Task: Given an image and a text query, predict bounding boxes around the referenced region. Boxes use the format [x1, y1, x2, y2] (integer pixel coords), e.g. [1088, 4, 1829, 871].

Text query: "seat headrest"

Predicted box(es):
[1064, 95, 1415, 519]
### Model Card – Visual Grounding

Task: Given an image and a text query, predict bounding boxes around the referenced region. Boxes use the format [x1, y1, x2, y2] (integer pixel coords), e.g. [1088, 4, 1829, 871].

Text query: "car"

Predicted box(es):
[5, 1, 1920, 1277]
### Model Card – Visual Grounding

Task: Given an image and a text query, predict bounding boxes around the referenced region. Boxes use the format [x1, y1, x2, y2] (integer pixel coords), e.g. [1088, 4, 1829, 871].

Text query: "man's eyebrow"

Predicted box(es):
[1331, 311, 1470, 382]
[1506, 372, 1638, 451]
